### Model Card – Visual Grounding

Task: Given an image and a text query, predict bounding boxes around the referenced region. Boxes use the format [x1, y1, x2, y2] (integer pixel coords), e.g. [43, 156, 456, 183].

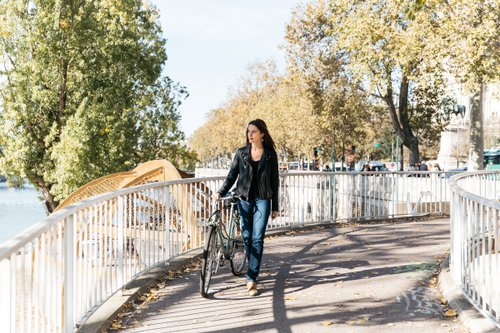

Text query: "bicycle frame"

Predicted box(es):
[209, 196, 240, 260]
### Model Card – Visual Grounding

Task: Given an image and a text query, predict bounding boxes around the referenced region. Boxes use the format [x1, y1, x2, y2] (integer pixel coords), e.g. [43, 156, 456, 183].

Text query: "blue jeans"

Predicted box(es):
[237, 198, 271, 282]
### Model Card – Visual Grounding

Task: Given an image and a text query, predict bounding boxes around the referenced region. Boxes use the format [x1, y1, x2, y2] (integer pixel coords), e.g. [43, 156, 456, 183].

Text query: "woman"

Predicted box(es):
[213, 119, 279, 296]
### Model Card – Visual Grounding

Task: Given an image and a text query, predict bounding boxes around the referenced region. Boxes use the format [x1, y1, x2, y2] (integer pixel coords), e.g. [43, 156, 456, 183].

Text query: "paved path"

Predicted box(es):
[108, 219, 469, 333]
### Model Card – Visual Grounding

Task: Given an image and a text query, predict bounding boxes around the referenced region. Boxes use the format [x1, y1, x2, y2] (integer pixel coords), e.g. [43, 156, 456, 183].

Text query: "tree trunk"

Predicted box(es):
[467, 83, 484, 171]
[405, 136, 420, 167]
[384, 75, 420, 168]
[43, 196, 58, 214]
[32, 176, 58, 213]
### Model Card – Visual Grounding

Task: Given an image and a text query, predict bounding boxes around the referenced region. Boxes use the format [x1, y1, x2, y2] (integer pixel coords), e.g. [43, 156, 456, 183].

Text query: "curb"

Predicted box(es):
[77, 248, 203, 333]
[438, 256, 499, 333]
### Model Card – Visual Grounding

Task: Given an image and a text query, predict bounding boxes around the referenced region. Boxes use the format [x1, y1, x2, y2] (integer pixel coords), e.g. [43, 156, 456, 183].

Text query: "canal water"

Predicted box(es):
[0, 182, 47, 245]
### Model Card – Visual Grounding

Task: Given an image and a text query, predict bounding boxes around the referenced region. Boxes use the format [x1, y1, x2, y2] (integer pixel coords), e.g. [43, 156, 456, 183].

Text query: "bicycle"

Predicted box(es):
[200, 193, 246, 297]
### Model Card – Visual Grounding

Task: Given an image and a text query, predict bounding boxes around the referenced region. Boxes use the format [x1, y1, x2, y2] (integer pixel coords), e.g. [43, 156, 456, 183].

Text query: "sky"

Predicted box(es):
[150, 1, 303, 137]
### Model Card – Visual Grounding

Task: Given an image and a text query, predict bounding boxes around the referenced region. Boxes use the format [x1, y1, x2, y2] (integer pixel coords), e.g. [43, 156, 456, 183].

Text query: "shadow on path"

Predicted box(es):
[108, 219, 468, 333]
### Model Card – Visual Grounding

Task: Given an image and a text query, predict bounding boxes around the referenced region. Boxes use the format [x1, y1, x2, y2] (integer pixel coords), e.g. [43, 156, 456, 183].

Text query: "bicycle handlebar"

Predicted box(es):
[220, 193, 240, 201]
[212, 192, 240, 211]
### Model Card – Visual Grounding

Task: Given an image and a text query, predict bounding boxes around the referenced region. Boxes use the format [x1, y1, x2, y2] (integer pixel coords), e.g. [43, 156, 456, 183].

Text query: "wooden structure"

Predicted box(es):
[55, 160, 189, 211]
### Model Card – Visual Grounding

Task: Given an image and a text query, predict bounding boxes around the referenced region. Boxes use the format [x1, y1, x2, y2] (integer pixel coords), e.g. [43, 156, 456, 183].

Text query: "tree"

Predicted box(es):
[283, 4, 374, 166]
[135, 77, 195, 170]
[0, 0, 192, 211]
[190, 60, 318, 163]
[409, 80, 455, 158]
[309, 79, 373, 166]
[284, 0, 452, 166]
[436, 0, 500, 170]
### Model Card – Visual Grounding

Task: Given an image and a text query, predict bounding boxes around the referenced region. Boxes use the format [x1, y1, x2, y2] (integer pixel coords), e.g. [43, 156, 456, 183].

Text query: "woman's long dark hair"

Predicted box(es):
[246, 119, 276, 150]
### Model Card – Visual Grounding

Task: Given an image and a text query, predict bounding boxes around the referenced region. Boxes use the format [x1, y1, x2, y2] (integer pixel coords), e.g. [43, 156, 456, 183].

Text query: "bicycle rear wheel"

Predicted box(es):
[200, 225, 219, 297]
[229, 217, 246, 276]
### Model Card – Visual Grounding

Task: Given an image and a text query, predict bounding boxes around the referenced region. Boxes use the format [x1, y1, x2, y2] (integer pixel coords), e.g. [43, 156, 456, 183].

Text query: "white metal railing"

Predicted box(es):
[271, 171, 455, 228]
[0, 171, 457, 332]
[449, 171, 500, 328]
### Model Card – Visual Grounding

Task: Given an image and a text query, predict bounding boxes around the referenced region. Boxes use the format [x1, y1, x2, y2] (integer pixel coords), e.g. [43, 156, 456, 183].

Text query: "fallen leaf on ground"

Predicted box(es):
[321, 321, 334, 326]
[444, 309, 457, 317]
[111, 321, 122, 329]
[284, 296, 299, 301]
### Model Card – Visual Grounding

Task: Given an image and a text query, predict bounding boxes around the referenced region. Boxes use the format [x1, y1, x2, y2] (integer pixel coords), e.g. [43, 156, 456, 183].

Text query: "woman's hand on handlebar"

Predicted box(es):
[211, 193, 221, 201]
[271, 211, 279, 219]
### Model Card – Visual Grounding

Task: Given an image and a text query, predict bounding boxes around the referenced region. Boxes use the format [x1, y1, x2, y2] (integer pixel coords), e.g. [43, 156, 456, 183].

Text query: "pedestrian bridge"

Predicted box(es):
[0, 170, 499, 332]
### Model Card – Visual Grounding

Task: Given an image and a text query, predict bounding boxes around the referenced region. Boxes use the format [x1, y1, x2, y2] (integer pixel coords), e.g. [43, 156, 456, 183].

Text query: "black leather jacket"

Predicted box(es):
[218, 144, 279, 211]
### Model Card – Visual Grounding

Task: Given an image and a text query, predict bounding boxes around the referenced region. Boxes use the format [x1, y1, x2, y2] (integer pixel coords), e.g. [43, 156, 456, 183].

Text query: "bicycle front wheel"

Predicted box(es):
[200, 225, 219, 297]
[229, 218, 246, 276]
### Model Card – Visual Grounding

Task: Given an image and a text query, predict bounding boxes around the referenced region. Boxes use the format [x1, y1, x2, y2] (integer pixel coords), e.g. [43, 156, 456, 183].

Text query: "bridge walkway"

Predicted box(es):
[105, 219, 469, 333]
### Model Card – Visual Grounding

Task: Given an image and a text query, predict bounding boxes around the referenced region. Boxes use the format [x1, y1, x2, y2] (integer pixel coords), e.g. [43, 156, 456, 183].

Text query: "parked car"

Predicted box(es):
[288, 162, 300, 171]
[355, 161, 388, 171]
[442, 167, 467, 178]
[369, 161, 388, 171]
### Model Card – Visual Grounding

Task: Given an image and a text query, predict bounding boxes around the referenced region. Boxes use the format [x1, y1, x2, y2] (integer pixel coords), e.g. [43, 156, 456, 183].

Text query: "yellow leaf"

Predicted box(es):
[284, 296, 299, 301]
[346, 320, 356, 325]
[321, 321, 334, 326]
[444, 309, 457, 317]
[111, 321, 122, 329]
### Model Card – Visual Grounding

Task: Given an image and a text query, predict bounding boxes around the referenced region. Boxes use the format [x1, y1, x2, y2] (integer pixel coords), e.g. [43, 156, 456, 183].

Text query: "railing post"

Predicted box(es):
[330, 171, 335, 222]
[117, 195, 124, 290]
[64, 214, 76, 333]
[0, 258, 11, 333]
[166, 189, 171, 260]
